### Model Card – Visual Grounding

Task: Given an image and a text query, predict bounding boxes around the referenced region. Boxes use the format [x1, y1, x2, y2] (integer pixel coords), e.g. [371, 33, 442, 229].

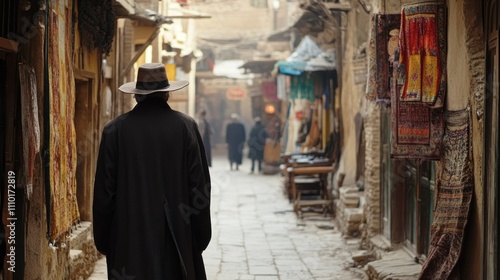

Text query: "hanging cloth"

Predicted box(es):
[399, 2, 447, 106]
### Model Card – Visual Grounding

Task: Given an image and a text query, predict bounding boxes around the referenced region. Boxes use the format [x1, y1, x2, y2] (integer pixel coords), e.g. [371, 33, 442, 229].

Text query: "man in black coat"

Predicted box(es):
[93, 63, 211, 280]
[225, 113, 246, 171]
[247, 117, 268, 173]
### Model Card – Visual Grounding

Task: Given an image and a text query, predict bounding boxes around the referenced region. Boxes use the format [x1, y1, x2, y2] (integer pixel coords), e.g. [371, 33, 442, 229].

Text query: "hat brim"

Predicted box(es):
[119, 80, 189, 95]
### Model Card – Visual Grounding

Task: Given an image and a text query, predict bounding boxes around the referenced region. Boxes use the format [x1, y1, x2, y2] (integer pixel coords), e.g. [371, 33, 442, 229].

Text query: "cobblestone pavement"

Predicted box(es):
[88, 151, 367, 280]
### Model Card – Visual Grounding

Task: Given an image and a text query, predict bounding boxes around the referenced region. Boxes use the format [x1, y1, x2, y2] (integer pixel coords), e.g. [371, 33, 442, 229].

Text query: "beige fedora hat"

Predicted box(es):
[119, 63, 189, 95]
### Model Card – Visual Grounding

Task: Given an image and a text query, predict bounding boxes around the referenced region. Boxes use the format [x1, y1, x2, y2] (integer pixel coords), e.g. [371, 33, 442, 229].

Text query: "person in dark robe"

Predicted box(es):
[93, 63, 211, 280]
[197, 110, 213, 167]
[225, 113, 246, 170]
[247, 117, 268, 174]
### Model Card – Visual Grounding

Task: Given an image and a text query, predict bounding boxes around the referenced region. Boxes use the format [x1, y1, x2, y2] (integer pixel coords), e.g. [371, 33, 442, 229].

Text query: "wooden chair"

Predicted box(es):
[288, 164, 334, 218]
[280, 132, 339, 218]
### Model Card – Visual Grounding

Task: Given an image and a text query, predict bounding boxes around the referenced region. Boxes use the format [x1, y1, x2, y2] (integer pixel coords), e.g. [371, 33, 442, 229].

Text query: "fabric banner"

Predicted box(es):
[399, 2, 447, 106]
[19, 63, 41, 200]
[48, 1, 80, 243]
[289, 73, 315, 102]
[375, 14, 401, 105]
[419, 109, 473, 279]
[391, 60, 444, 159]
[365, 14, 401, 105]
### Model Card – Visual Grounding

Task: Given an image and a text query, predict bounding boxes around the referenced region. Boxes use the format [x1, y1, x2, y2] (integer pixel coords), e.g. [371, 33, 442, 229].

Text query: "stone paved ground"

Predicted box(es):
[88, 150, 367, 280]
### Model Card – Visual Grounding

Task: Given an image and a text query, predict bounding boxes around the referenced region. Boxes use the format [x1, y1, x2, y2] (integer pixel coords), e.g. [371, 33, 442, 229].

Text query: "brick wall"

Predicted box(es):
[363, 102, 381, 240]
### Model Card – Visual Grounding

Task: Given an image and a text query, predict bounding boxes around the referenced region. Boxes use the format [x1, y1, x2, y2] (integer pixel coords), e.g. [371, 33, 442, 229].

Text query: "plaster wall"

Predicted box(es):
[447, 0, 471, 110]
[336, 4, 367, 187]
[448, 0, 485, 278]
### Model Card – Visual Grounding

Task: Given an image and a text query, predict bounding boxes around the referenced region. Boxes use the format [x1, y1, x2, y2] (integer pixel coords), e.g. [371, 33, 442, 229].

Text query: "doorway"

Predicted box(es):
[484, 0, 499, 277]
[74, 72, 96, 222]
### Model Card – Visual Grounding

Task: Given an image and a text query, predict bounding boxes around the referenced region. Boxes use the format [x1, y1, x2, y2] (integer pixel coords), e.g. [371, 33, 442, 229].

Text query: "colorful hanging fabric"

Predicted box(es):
[399, 2, 447, 105]
[391, 58, 444, 159]
[365, 14, 401, 105]
[48, 1, 80, 243]
[419, 109, 473, 279]
[375, 14, 401, 105]
[262, 81, 278, 100]
[19, 63, 41, 200]
[289, 73, 315, 102]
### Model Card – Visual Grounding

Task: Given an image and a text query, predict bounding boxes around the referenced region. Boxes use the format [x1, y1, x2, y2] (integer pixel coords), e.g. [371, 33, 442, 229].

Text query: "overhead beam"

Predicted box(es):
[120, 27, 161, 81]
[322, 2, 351, 11]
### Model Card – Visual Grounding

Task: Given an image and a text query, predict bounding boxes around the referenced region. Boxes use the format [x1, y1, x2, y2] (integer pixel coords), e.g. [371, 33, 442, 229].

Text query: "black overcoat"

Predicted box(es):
[93, 98, 211, 280]
[247, 123, 267, 160]
[225, 122, 246, 164]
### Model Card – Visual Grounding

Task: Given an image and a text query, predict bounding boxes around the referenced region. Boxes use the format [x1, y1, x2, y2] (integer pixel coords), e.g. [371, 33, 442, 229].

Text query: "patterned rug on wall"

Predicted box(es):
[365, 14, 401, 105]
[48, 1, 80, 244]
[391, 1, 447, 159]
[399, 1, 447, 106]
[419, 109, 473, 279]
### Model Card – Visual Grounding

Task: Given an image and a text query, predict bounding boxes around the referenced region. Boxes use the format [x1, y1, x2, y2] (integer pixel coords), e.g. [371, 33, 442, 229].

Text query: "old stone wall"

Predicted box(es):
[363, 102, 381, 239]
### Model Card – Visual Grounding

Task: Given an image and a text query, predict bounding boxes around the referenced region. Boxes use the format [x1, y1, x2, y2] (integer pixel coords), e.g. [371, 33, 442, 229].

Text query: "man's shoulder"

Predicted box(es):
[171, 110, 197, 125]
[102, 112, 130, 133]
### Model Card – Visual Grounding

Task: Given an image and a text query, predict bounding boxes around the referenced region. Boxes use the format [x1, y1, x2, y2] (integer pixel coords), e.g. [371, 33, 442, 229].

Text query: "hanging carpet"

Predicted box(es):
[399, 2, 447, 105]
[365, 14, 401, 105]
[419, 109, 473, 280]
[48, 1, 80, 243]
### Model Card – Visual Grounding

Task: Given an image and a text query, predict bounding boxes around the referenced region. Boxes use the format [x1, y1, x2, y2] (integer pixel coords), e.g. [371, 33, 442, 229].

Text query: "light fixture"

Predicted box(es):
[265, 104, 276, 114]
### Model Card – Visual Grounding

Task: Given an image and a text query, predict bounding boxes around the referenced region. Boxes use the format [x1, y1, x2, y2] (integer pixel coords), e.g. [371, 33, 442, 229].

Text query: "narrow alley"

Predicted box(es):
[88, 148, 367, 280]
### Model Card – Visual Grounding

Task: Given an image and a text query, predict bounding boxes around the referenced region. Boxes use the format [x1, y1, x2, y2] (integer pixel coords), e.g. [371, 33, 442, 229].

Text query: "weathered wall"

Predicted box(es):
[448, 0, 485, 278]
[363, 101, 381, 238]
[336, 0, 369, 188]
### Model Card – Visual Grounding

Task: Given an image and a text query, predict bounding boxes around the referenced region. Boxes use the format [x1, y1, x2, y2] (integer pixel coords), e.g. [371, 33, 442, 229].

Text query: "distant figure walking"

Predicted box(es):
[247, 117, 267, 174]
[225, 113, 246, 170]
[197, 110, 213, 167]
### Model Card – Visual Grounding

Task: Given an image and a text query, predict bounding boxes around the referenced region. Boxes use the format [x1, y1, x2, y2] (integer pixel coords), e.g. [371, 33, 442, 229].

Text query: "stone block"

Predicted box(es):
[345, 208, 364, 223]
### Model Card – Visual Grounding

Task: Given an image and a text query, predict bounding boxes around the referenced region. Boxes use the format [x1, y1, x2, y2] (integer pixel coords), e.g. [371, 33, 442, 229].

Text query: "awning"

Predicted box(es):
[240, 60, 278, 74]
[112, 0, 135, 17]
[213, 60, 254, 79]
[166, 5, 211, 19]
[267, 27, 292, 42]
[276, 35, 336, 75]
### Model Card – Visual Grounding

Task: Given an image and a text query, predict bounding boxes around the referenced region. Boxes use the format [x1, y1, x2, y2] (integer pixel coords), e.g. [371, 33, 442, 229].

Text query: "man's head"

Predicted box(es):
[119, 63, 188, 95]
[134, 92, 170, 103]
[231, 113, 239, 122]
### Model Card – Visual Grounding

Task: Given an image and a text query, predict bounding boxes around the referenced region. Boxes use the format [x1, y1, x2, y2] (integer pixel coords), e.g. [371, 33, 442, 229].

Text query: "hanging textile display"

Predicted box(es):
[78, 0, 116, 55]
[289, 73, 315, 102]
[399, 2, 447, 105]
[19, 63, 41, 200]
[375, 14, 401, 105]
[419, 109, 473, 279]
[391, 59, 444, 159]
[391, 2, 446, 159]
[48, 1, 80, 243]
[285, 99, 311, 154]
[365, 14, 401, 105]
